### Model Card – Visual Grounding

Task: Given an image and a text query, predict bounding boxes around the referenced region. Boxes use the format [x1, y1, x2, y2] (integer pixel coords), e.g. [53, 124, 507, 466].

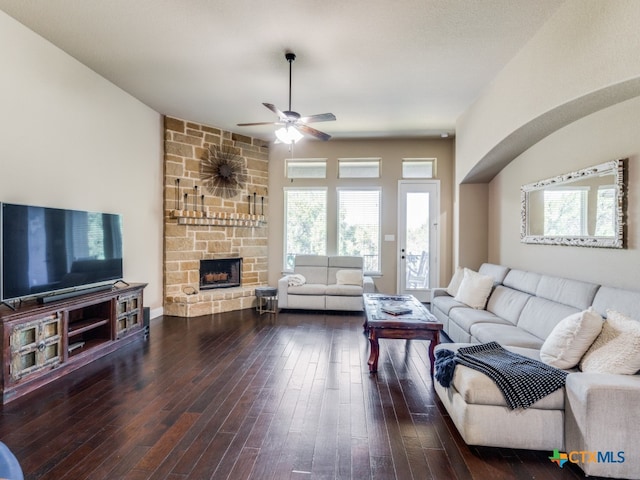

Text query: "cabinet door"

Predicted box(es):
[10, 313, 63, 381]
[116, 294, 142, 338]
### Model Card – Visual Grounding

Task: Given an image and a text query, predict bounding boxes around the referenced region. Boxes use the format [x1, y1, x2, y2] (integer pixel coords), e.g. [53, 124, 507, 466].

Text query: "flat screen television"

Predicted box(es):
[1, 202, 123, 303]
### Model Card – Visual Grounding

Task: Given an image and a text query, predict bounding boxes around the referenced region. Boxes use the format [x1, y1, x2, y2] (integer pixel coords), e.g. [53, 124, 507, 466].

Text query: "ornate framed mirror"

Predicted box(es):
[521, 159, 627, 248]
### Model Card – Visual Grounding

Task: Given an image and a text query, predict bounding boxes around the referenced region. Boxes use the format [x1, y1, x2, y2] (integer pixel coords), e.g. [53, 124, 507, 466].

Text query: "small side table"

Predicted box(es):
[255, 287, 278, 316]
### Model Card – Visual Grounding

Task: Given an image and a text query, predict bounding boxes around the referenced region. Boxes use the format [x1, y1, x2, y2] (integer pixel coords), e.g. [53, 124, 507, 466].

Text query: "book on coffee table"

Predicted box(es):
[381, 305, 413, 315]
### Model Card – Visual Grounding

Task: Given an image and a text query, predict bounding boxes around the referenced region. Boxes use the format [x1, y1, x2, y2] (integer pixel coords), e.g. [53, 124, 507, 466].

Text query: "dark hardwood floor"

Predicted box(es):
[0, 308, 602, 479]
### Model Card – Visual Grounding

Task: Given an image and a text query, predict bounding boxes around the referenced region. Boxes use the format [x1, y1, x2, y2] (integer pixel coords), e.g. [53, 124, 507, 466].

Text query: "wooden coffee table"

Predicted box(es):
[363, 293, 443, 375]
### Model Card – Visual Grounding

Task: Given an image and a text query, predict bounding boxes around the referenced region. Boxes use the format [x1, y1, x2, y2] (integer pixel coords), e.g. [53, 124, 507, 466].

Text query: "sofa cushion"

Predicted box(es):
[591, 285, 640, 320]
[486, 286, 532, 325]
[470, 323, 545, 349]
[295, 255, 329, 266]
[294, 266, 327, 285]
[516, 297, 580, 341]
[449, 307, 513, 336]
[478, 263, 510, 285]
[450, 364, 565, 410]
[431, 295, 467, 316]
[540, 308, 604, 369]
[335, 269, 363, 286]
[435, 344, 564, 410]
[536, 275, 599, 311]
[328, 255, 363, 268]
[455, 268, 494, 309]
[328, 256, 364, 284]
[502, 269, 541, 295]
[580, 310, 640, 375]
[294, 255, 329, 284]
[325, 284, 363, 296]
[287, 283, 327, 295]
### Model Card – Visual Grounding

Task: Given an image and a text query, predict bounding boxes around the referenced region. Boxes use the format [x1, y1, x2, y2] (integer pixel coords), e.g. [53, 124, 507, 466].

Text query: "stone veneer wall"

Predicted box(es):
[163, 116, 269, 317]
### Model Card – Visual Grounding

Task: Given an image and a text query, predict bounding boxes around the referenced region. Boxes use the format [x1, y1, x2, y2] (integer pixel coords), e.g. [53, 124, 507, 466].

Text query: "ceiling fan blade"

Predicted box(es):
[237, 121, 279, 126]
[297, 124, 331, 141]
[299, 113, 336, 124]
[263, 102, 287, 120]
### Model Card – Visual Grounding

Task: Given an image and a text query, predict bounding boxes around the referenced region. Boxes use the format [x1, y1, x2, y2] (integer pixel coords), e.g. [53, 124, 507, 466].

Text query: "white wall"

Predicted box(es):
[0, 11, 164, 313]
[489, 96, 639, 289]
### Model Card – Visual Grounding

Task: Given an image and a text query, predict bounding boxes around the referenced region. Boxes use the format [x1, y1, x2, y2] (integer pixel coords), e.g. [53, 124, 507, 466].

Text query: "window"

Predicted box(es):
[337, 188, 381, 273]
[338, 158, 380, 178]
[286, 158, 327, 179]
[283, 188, 327, 270]
[543, 188, 588, 236]
[402, 158, 436, 178]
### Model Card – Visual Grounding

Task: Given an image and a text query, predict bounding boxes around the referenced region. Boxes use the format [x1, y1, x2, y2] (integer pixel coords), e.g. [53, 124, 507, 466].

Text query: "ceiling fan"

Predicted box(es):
[237, 52, 336, 143]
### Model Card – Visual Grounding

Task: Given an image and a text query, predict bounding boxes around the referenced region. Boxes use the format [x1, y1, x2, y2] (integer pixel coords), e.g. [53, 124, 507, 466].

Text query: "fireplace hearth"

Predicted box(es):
[200, 258, 242, 289]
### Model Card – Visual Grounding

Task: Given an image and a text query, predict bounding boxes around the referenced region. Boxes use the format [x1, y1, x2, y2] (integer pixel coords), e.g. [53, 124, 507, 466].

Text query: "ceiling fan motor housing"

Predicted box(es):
[283, 110, 300, 120]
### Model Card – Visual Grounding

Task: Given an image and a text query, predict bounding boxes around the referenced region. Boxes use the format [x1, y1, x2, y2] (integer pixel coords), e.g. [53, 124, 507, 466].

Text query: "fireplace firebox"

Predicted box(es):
[200, 258, 242, 289]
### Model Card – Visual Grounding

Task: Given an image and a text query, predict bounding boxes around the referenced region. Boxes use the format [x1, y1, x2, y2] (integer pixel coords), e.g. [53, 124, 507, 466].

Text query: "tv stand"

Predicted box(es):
[0, 283, 146, 403]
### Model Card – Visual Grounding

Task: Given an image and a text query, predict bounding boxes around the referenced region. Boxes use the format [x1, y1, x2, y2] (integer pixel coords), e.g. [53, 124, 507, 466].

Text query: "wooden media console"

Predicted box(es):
[0, 283, 146, 403]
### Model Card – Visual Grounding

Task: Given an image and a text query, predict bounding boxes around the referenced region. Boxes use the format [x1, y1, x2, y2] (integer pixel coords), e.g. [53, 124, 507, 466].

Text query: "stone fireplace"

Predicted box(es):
[200, 258, 242, 289]
[163, 116, 269, 317]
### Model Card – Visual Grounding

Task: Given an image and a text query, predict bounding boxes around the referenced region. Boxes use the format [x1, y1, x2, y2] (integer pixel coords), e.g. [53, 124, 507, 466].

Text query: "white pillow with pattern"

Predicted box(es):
[580, 309, 640, 375]
[540, 308, 603, 369]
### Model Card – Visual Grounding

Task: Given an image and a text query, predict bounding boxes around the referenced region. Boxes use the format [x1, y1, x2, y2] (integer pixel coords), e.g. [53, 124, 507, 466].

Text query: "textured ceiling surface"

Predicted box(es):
[0, 0, 565, 141]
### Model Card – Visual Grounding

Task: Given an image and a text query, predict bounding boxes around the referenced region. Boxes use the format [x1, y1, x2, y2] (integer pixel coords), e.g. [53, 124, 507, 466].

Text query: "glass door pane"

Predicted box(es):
[405, 192, 430, 290]
[398, 181, 439, 302]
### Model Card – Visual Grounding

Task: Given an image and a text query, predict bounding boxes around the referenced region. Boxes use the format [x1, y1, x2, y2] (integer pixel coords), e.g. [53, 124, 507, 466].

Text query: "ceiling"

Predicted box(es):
[0, 0, 565, 142]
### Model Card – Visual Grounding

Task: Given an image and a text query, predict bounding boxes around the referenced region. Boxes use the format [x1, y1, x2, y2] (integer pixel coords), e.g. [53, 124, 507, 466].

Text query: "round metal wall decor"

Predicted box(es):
[200, 144, 248, 198]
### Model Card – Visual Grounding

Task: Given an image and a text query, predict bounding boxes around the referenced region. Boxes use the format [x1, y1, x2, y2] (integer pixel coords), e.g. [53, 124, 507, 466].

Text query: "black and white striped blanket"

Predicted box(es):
[435, 341, 568, 410]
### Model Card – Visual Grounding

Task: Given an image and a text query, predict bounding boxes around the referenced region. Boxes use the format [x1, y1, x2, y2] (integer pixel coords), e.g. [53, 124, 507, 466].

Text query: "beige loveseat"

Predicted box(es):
[278, 255, 375, 311]
[431, 263, 640, 479]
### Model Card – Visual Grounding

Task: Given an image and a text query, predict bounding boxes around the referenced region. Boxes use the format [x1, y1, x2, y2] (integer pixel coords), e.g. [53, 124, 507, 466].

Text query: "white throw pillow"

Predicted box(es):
[454, 268, 493, 310]
[336, 269, 363, 286]
[580, 309, 640, 375]
[540, 308, 604, 369]
[446, 266, 464, 297]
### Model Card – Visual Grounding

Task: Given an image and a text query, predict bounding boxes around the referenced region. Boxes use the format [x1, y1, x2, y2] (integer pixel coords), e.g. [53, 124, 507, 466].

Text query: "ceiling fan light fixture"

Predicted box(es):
[275, 126, 303, 144]
[237, 52, 335, 142]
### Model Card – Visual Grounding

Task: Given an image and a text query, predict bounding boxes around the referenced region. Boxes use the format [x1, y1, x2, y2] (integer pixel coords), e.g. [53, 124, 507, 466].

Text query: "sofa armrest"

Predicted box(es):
[565, 373, 640, 478]
[431, 288, 450, 300]
[363, 276, 375, 293]
[277, 275, 290, 308]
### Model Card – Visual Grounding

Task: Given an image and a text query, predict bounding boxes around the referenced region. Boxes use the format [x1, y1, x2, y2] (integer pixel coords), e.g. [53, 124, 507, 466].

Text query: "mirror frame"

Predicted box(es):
[521, 158, 627, 248]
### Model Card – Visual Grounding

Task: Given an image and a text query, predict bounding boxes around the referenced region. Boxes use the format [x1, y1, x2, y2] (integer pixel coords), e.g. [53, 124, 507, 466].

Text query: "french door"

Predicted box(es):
[397, 181, 439, 302]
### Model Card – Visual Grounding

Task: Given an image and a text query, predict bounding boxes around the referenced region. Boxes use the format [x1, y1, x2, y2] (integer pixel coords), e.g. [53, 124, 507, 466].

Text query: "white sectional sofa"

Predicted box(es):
[431, 263, 640, 479]
[278, 255, 375, 311]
